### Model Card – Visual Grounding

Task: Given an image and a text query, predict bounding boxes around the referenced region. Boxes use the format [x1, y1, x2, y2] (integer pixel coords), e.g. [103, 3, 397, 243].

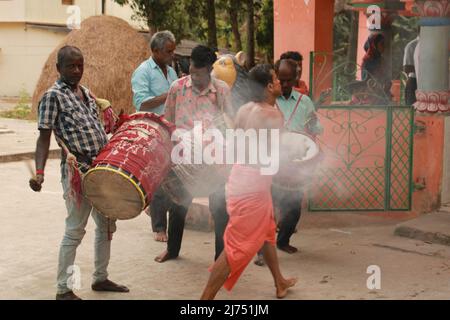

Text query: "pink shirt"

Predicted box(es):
[165, 75, 233, 130]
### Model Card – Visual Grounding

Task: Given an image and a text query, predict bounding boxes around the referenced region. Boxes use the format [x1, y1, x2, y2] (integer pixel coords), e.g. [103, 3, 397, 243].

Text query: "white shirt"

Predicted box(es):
[414, 41, 420, 83]
[403, 37, 419, 78]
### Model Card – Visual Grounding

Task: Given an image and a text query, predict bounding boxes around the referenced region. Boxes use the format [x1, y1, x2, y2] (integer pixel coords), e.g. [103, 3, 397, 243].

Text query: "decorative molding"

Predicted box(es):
[414, 90, 450, 113]
[414, 0, 450, 18]
[419, 16, 450, 26]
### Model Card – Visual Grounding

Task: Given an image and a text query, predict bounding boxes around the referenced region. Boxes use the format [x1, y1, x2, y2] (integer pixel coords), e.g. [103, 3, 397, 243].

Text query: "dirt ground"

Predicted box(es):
[1, 159, 449, 300]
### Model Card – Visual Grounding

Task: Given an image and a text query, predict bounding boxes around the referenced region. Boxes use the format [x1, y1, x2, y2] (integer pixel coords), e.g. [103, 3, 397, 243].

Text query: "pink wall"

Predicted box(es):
[274, 0, 334, 91]
[412, 116, 445, 213]
[356, 11, 370, 80]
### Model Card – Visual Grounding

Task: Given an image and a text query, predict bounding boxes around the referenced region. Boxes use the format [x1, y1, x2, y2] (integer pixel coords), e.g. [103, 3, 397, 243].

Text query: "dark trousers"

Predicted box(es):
[148, 188, 167, 233]
[208, 185, 229, 261]
[405, 77, 417, 106]
[149, 186, 192, 257]
[272, 186, 303, 247]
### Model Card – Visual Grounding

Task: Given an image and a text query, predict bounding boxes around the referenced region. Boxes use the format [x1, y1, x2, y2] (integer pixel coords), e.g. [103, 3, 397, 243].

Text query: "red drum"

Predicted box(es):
[273, 131, 323, 191]
[83, 112, 175, 220]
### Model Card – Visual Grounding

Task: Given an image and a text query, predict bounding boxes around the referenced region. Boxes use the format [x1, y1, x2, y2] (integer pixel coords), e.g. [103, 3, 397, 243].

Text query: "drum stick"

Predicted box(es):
[54, 135, 77, 165]
[26, 159, 43, 192]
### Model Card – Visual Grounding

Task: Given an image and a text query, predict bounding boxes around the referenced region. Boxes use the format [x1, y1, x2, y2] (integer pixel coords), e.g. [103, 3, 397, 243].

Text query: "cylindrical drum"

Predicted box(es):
[83, 112, 175, 220]
[162, 163, 231, 206]
[273, 131, 322, 191]
[161, 114, 232, 206]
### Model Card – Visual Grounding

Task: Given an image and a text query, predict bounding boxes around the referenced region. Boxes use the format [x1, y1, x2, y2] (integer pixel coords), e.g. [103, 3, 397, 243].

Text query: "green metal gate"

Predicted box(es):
[307, 52, 414, 211]
[308, 105, 414, 211]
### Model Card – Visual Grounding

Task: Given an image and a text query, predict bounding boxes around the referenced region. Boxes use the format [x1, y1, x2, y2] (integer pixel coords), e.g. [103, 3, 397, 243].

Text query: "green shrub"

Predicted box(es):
[0, 88, 31, 119]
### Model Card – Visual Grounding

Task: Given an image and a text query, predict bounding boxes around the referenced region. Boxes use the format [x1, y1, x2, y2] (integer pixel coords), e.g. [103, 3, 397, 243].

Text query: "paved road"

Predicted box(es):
[0, 117, 59, 158]
[1, 159, 449, 300]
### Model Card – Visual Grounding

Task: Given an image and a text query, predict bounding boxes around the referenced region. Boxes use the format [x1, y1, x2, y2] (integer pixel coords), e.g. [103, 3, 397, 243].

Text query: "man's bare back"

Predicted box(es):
[231, 101, 284, 170]
[235, 101, 284, 131]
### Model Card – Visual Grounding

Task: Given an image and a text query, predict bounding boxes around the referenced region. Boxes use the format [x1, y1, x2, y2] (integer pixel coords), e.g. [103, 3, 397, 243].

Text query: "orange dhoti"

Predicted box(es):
[222, 164, 276, 291]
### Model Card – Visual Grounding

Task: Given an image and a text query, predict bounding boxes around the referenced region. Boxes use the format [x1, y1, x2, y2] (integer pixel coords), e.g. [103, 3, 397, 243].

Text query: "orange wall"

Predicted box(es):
[356, 11, 370, 80]
[274, 0, 334, 93]
[412, 116, 445, 213]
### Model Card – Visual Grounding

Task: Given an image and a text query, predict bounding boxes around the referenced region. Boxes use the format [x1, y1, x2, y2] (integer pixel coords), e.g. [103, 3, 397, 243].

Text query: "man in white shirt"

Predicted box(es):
[403, 33, 419, 105]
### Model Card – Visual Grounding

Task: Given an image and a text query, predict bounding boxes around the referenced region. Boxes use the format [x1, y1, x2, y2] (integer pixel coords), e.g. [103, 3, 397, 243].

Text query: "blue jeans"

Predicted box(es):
[56, 163, 117, 294]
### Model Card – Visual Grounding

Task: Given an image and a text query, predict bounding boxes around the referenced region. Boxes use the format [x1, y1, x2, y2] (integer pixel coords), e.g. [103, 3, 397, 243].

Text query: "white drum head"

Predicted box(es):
[83, 167, 144, 220]
[280, 131, 320, 163]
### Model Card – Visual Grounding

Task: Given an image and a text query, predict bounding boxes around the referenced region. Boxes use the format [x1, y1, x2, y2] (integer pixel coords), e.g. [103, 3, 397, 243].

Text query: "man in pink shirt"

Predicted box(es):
[155, 45, 234, 263]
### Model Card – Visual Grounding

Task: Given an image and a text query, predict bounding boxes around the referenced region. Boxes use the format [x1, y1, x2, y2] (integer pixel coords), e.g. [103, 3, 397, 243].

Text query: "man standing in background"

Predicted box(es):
[273, 58, 322, 254]
[131, 30, 178, 242]
[403, 32, 419, 105]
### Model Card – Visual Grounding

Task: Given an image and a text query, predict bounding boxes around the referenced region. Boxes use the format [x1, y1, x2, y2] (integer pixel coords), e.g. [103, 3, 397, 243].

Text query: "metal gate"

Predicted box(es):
[307, 52, 414, 211]
[308, 105, 414, 211]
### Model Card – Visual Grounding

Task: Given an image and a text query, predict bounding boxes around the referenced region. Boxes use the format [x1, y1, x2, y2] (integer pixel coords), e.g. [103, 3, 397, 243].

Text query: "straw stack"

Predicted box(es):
[31, 16, 151, 117]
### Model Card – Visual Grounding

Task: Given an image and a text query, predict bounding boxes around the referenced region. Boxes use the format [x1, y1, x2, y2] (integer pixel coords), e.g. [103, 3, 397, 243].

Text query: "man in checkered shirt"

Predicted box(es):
[29, 46, 129, 300]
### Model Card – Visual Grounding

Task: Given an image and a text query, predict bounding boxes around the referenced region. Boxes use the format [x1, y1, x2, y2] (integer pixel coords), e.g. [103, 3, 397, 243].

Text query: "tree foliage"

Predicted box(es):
[113, 0, 206, 40]
[114, 0, 418, 71]
[113, 0, 274, 62]
[256, 0, 274, 62]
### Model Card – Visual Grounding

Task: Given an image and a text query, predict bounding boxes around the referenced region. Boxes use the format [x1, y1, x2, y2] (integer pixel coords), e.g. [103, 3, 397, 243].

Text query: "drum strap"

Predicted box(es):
[284, 94, 303, 129]
[108, 218, 112, 241]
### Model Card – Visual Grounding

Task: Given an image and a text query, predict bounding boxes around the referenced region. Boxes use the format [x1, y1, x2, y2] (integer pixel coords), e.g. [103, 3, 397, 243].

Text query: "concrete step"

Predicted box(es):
[0, 149, 61, 163]
[185, 197, 214, 232]
[0, 117, 59, 162]
[0, 129, 14, 135]
[394, 212, 450, 246]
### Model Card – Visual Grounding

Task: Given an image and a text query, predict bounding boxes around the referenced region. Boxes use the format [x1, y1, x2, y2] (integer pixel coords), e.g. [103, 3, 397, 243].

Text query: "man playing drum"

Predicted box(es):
[131, 30, 178, 243]
[29, 46, 129, 300]
[200, 64, 297, 300]
[156, 45, 234, 263]
[273, 58, 323, 254]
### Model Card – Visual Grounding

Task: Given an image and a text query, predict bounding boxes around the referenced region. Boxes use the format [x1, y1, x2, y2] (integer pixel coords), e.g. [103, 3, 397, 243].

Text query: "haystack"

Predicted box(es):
[31, 16, 151, 118]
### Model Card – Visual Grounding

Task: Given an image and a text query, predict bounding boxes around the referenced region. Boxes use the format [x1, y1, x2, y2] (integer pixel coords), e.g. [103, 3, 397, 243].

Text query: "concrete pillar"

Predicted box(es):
[414, 0, 450, 112]
[412, 0, 450, 211]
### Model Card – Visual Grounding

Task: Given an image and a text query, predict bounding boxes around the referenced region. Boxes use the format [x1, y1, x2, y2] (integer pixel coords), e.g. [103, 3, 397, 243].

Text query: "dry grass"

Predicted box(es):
[31, 16, 151, 118]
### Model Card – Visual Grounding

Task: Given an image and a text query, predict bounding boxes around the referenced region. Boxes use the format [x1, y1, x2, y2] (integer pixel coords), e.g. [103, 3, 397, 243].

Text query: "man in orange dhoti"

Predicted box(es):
[200, 64, 298, 300]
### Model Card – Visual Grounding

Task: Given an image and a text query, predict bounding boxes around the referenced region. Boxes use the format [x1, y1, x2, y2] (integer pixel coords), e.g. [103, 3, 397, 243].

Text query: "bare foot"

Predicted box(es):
[276, 277, 298, 299]
[277, 244, 298, 254]
[153, 231, 168, 242]
[154, 250, 177, 263]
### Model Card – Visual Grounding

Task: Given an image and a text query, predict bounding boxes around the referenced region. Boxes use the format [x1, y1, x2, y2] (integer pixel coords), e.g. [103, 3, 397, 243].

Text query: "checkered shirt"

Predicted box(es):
[37, 80, 108, 172]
